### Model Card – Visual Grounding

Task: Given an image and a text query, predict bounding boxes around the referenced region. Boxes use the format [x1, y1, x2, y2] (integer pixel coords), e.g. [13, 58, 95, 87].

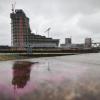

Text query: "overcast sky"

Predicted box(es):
[0, 0, 100, 45]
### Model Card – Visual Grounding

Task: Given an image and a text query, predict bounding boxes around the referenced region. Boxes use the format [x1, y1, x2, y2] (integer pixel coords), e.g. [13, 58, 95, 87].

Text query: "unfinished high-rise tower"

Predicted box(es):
[10, 9, 31, 48]
[10, 9, 59, 48]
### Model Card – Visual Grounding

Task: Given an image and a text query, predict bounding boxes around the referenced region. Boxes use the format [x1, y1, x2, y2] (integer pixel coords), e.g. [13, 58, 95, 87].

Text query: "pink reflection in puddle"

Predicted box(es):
[11, 61, 38, 96]
[0, 60, 98, 100]
[10, 61, 88, 97]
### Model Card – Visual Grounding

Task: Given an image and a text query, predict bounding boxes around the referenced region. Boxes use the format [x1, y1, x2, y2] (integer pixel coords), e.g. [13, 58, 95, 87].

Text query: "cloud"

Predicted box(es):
[78, 12, 100, 33]
[0, 0, 100, 45]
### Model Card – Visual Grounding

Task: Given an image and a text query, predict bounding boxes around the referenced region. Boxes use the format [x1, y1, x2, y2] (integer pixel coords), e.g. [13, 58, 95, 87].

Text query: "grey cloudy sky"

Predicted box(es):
[0, 0, 100, 45]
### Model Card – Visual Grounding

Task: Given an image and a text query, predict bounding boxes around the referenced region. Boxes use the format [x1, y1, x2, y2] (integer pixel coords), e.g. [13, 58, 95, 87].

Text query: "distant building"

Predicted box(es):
[65, 38, 72, 45]
[60, 38, 84, 49]
[70, 44, 84, 49]
[10, 9, 59, 48]
[60, 38, 72, 48]
[85, 38, 92, 48]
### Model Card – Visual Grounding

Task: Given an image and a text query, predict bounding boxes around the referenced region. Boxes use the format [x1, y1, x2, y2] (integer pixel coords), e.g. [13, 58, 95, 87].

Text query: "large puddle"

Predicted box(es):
[0, 54, 100, 100]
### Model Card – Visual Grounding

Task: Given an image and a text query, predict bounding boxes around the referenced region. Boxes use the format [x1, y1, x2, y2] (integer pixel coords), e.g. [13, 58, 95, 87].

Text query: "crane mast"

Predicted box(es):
[11, 0, 16, 13]
[44, 27, 51, 38]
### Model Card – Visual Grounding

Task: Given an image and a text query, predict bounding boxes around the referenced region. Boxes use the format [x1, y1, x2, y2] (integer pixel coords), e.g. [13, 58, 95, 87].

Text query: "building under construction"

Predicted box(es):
[10, 9, 59, 49]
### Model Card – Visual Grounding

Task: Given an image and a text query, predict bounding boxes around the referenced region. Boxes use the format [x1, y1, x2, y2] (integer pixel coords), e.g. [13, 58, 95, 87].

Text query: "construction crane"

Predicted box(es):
[44, 27, 51, 38]
[11, 0, 16, 13]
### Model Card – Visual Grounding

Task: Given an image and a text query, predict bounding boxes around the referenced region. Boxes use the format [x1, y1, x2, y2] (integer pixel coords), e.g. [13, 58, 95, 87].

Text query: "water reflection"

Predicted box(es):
[47, 62, 51, 71]
[0, 54, 100, 100]
[12, 61, 37, 88]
